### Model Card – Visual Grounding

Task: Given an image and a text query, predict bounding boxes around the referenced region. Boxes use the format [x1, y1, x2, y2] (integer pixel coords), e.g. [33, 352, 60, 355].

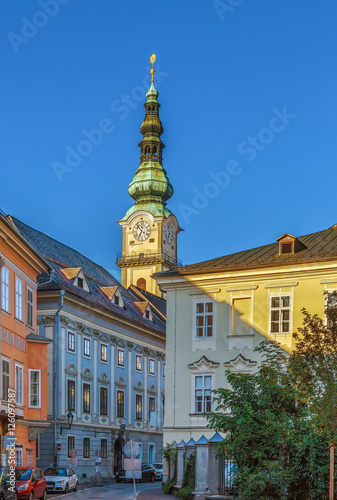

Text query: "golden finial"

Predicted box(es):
[150, 54, 156, 82]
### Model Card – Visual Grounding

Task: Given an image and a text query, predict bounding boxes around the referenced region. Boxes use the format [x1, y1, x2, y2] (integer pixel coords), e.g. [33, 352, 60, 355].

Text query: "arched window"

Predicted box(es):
[137, 278, 146, 291]
[145, 146, 150, 155]
[152, 146, 157, 155]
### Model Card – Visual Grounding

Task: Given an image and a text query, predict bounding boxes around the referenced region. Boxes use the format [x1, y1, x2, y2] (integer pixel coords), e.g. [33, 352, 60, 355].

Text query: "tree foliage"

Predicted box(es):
[207, 293, 337, 499]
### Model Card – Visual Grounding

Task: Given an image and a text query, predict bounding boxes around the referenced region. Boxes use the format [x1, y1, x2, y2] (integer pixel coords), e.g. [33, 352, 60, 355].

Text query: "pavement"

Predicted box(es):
[137, 487, 171, 498]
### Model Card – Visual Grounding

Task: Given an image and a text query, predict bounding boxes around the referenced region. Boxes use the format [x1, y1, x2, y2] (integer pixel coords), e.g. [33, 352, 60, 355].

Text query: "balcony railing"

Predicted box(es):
[116, 252, 182, 268]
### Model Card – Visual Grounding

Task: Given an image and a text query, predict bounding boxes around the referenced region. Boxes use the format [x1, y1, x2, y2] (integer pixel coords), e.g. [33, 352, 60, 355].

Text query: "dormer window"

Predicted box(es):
[60, 267, 89, 292]
[114, 295, 119, 306]
[277, 234, 307, 256]
[100, 286, 124, 307]
[77, 277, 84, 288]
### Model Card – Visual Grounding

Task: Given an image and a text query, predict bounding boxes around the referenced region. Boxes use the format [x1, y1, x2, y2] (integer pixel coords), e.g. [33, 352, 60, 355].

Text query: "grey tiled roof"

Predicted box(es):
[11, 217, 165, 335]
[160, 225, 337, 275]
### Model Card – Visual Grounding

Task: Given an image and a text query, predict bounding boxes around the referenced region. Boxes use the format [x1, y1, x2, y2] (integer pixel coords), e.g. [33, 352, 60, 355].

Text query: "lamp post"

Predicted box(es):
[60, 411, 74, 436]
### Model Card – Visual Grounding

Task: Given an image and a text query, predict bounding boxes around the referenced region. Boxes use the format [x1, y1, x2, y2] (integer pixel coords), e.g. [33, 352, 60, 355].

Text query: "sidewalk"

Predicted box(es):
[137, 487, 171, 499]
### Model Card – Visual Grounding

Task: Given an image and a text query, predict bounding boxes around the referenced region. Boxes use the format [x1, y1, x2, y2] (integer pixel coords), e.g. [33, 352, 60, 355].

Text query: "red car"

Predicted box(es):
[15, 468, 47, 500]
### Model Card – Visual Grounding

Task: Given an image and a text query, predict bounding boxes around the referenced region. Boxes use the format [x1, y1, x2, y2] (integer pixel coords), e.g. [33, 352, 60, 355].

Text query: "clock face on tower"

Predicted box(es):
[133, 221, 151, 241]
[165, 223, 173, 244]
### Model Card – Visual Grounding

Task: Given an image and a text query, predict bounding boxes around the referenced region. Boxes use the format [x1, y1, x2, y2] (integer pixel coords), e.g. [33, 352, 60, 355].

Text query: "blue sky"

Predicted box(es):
[1, 0, 337, 278]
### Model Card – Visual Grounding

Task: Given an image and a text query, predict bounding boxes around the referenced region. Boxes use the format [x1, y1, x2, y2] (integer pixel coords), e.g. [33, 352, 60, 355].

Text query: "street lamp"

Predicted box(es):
[60, 411, 74, 436]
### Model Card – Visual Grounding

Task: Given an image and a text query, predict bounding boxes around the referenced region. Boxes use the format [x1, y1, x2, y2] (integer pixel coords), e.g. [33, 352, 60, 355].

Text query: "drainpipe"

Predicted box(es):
[54, 290, 64, 466]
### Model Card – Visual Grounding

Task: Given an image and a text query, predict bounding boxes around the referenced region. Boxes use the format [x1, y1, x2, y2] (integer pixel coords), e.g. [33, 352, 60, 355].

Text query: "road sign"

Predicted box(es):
[57, 443, 61, 451]
[124, 441, 140, 459]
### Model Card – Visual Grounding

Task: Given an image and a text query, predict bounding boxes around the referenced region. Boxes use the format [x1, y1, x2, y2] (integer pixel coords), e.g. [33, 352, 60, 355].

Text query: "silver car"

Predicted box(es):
[153, 463, 163, 481]
[44, 468, 79, 493]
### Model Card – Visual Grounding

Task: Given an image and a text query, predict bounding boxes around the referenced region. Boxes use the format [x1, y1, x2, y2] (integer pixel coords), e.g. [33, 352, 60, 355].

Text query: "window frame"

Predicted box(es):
[149, 396, 156, 415]
[135, 393, 143, 420]
[99, 386, 108, 416]
[117, 348, 125, 368]
[269, 294, 292, 334]
[163, 361, 166, 378]
[1, 357, 10, 402]
[100, 343, 108, 363]
[28, 369, 41, 408]
[15, 363, 23, 406]
[82, 382, 91, 413]
[26, 286, 34, 329]
[67, 329, 76, 353]
[83, 437, 90, 459]
[100, 438, 108, 459]
[135, 354, 142, 372]
[83, 337, 91, 358]
[15, 276, 23, 321]
[149, 358, 155, 376]
[1, 267, 10, 313]
[194, 300, 215, 339]
[117, 389, 125, 418]
[193, 374, 213, 414]
[67, 378, 76, 411]
[15, 448, 23, 467]
[67, 435, 75, 458]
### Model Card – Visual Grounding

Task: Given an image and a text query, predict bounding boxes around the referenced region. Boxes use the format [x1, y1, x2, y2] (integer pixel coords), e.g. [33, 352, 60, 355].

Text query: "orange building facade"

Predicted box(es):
[0, 213, 50, 467]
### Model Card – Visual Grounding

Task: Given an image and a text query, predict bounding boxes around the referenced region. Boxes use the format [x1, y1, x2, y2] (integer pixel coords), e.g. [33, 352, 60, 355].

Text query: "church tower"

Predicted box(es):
[117, 55, 181, 297]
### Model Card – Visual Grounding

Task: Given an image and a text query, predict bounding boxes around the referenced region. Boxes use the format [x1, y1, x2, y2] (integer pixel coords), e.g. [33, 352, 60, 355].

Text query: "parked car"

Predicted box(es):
[116, 463, 156, 483]
[153, 463, 163, 481]
[16, 468, 47, 500]
[44, 468, 78, 493]
[0, 467, 17, 499]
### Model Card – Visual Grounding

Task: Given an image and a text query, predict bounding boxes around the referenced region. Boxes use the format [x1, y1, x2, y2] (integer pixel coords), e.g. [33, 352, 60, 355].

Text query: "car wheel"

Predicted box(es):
[74, 481, 79, 491]
[28, 492, 34, 500]
[40, 490, 47, 500]
[65, 483, 69, 493]
[150, 474, 155, 483]
[116, 478, 121, 483]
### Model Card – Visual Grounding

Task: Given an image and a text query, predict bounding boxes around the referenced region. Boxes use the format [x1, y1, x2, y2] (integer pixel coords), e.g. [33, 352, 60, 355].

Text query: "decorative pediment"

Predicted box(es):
[134, 380, 144, 392]
[188, 356, 219, 371]
[135, 345, 143, 353]
[99, 333, 110, 342]
[115, 376, 126, 388]
[148, 349, 156, 357]
[224, 354, 257, 373]
[98, 372, 110, 385]
[65, 363, 78, 376]
[81, 368, 93, 380]
[147, 384, 157, 395]
[116, 339, 126, 348]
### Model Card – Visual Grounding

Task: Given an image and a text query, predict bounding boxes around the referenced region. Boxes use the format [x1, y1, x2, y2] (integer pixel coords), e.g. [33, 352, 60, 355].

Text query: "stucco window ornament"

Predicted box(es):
[65, 363, 78, 377]
[60, 316, 68, 326]
[134, 380, 144, 392]
[93, 329, 100, 340]
[147, 384, 157, 395]
[115, 376, 126, 388]
[110, 335, 118, 345]
[188, 356, 220, 372]
[98, 372, 110, 385]
[128, 342, 135, 352]
[42, 315, 54, 327]
[224, 354, 257, 374]
[81, 368, 93, 381]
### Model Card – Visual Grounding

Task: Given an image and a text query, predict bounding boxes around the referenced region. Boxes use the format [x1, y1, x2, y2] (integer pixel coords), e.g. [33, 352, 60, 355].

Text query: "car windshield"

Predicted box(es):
[153, 463, 163, 468]
[44, 468, 67, 477]
[16, 470, 32, 481]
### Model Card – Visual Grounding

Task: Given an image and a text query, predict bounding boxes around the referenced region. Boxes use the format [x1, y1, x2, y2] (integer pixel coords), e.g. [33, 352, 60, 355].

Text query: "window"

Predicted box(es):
[68, 436, 75, 458]
[117, 349, 124, 367]
[15, 448, 23, 467]
[149, 358, 155, 375]
[1, 267, 9, 312]
[149, 396, 155, 414]
[194, 375, 212, 413]
[26, 287, 34, 328]
[2, 358, 10, 401]
[117, 390, 124, 418]
[281, 242, 292, 254]
[145, 309, 150, 319]
[83, 383, 90, 413]
[29, 370, 40, 408]
[136, 355, 142, 372]
[83, 338, 90, 357]
[100, 387, 108, 416]
[15, 364, 23, 405]
[136, 394, 143, 420]
[195, 301, 214, 338]
[83, 437, 90, 459]
[15, 277, 23, 321]
[114, 295, 119, 306]
[68, 330, 75, 352]
[101, 344, 108, 362]
[67, 380, 75, 411]
[163, 362, 166, 378]
[270, 296, 291, 333]
[101, 438, 108, 459]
